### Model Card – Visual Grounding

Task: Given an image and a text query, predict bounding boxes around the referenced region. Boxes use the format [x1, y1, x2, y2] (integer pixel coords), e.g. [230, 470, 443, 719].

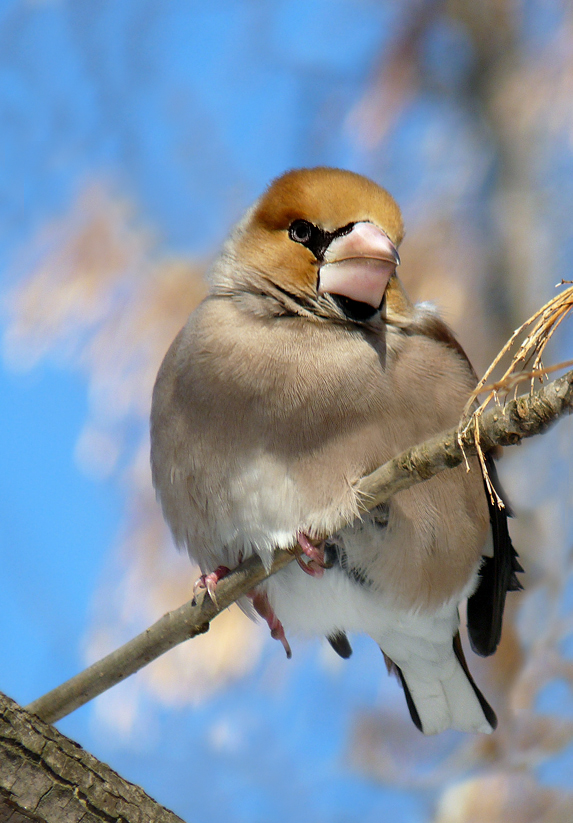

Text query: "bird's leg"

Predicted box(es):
[295, 532, 327, 578]
[192, 565, 231, 607]
[249, 590, 292, 659]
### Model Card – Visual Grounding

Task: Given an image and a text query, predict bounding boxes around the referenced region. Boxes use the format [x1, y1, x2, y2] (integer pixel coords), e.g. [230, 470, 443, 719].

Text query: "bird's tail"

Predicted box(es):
[383, 633, 497, 735]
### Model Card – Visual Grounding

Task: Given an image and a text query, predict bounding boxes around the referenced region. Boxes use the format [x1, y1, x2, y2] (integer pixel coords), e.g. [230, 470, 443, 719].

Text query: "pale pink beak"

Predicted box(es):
[318, 222, 400, 309]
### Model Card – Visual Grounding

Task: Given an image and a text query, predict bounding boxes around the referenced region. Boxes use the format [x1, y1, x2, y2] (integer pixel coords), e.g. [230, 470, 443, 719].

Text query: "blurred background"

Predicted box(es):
[1, 1, 573, 820]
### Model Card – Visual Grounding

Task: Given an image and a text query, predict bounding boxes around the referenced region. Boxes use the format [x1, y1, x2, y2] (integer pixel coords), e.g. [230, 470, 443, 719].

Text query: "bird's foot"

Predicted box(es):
[192, 565, 231, 607]
[249, 590, 292, 659]
[295, 532, 327, 578]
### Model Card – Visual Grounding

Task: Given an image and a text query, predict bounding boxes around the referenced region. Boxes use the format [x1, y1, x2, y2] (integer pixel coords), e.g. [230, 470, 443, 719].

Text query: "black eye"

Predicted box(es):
[289, 219, 314, 244]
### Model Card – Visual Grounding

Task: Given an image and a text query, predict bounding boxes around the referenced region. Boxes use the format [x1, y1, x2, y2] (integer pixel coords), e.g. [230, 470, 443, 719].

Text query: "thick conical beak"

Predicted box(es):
[318, 222, 400, 309]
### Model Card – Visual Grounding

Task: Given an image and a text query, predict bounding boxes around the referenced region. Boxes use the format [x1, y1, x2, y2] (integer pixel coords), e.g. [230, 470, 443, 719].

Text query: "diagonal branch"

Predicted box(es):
[26, 369, 573, 725]
[355, 367, 573, 507]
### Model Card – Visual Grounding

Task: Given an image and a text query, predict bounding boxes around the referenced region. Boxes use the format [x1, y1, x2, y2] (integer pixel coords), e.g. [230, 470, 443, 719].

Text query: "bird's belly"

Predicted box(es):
[264, 562, 466, 646]
[204, 452, 309, 568]
[214, 449, 359, 563]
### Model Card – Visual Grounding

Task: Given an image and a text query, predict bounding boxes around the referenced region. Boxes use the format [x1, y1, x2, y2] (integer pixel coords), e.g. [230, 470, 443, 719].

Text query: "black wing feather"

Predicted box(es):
[327, 632, 353, 658]
[396, 310, 524, 657]
[467, 453, 523, 657]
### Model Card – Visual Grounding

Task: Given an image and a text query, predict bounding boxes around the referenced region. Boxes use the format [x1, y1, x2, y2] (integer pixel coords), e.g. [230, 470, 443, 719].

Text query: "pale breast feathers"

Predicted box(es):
[151, 294, 488, 607]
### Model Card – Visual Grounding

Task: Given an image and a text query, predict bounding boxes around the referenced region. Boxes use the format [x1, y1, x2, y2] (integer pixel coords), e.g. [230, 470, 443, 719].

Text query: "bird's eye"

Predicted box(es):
[289, 220, 314, 244]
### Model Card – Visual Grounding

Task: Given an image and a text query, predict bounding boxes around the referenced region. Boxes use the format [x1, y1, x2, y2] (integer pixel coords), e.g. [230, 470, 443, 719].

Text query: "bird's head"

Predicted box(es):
[220, 167, 405, 323]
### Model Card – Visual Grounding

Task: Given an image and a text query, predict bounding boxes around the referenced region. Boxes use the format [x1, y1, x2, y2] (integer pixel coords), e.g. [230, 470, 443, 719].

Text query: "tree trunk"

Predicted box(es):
[0, 691, 185, 823]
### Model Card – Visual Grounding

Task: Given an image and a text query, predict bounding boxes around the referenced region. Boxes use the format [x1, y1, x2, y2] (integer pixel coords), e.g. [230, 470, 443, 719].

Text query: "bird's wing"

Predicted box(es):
[394, 302, 524, 657]
[466, 453, 523, 656]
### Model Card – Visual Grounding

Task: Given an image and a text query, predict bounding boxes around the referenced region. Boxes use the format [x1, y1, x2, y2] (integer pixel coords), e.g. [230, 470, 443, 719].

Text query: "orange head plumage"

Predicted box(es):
[227, 167, 405, 321]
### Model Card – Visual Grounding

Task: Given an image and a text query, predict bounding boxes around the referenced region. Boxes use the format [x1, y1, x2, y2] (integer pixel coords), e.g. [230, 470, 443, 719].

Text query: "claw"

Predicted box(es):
[295, 554, 325, 577]
[192, 565, 231, 607]
[249, 590, 292, 659]
[295, 532, 326, 578]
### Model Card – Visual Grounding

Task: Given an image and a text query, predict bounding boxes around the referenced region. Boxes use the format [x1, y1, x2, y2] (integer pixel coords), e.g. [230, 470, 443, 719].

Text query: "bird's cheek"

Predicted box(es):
[318, 258, 395, 309]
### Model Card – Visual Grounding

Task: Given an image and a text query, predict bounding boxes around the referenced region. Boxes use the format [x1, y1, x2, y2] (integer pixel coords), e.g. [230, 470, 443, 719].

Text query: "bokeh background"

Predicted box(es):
[2, 1, 573, 821]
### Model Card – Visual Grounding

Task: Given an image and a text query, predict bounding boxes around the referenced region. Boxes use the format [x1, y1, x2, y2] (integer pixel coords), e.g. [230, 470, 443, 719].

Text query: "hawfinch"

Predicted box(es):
[150, 168, 521, 735]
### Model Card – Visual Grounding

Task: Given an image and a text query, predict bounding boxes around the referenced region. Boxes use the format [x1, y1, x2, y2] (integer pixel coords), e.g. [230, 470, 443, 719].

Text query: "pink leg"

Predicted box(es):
[249, 590, 292, 659]
[193, 565, 231, 607]
[295, 532, 326, 578]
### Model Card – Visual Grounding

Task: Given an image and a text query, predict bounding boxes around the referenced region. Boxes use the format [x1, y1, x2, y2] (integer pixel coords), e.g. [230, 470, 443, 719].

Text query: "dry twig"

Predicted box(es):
[460, 283, 573, 506]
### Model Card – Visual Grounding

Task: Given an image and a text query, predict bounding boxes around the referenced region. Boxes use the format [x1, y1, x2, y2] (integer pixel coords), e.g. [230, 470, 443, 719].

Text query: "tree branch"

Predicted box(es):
[355, 367, 573, 508]
[26, 370, 573, 726]
[0, 691, 185, 822]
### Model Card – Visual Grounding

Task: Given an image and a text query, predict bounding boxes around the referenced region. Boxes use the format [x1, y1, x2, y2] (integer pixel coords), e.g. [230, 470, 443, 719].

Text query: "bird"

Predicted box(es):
[150, 167, 522, 735]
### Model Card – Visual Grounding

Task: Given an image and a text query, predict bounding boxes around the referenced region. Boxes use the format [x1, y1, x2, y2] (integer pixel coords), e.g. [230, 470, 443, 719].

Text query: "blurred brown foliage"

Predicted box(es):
[4, 184, 264, 733]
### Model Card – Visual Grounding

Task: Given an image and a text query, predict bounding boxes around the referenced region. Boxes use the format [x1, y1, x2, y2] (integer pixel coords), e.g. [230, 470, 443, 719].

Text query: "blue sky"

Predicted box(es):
[1, 2, 572, 821]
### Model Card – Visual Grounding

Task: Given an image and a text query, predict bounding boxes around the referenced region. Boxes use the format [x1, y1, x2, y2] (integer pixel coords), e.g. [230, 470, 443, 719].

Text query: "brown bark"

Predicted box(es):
[0, 691, 185, 823]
